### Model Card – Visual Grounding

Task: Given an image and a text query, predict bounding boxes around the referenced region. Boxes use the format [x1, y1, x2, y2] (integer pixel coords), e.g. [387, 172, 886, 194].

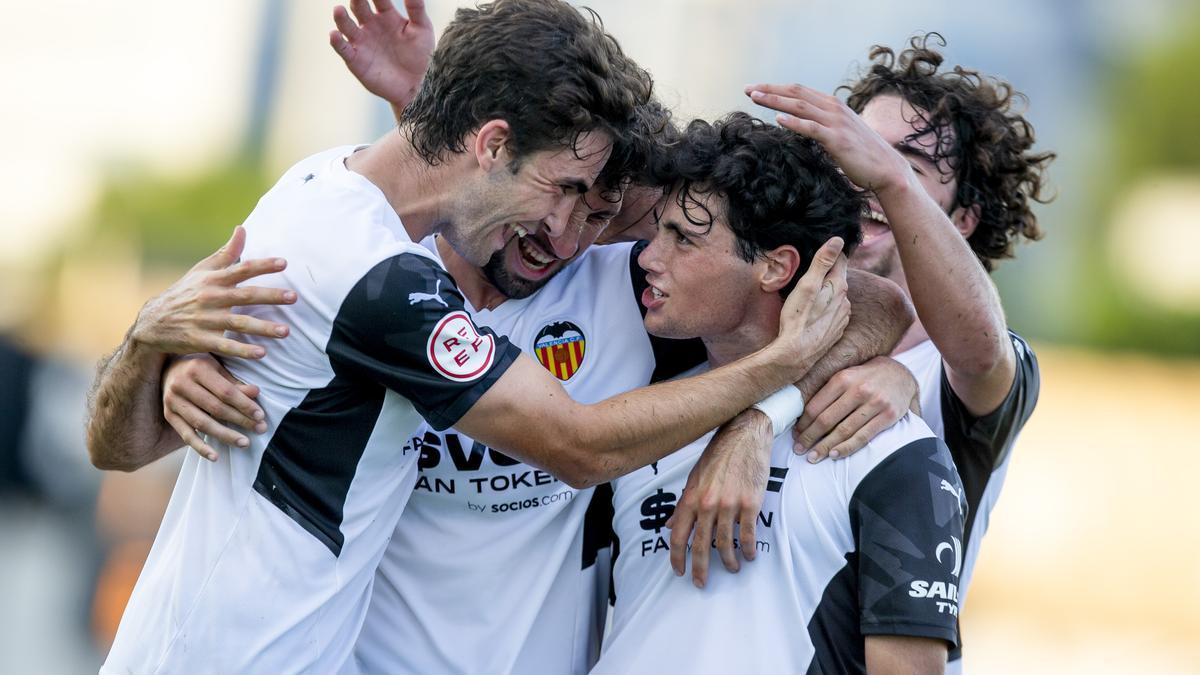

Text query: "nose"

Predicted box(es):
[541, 194, 577, 239]
[637, 233, 666, 275]
[545, 206, 590, 259]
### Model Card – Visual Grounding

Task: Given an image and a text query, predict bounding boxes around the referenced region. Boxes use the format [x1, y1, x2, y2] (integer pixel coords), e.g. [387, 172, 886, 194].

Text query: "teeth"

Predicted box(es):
[519, 237, 553, 268]
[513, 224, 529, 238]
[865, 209, 889, 225]
[651, 287, 663, 299]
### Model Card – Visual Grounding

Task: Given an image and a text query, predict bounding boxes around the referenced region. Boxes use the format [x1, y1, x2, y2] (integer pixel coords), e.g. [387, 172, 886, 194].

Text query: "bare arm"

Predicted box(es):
[748, 82, 1014, 416]
[85, 228, 294, 470]
[454, 238, 850, 488]
[865, 636, 947, 675]
[329, 0, 435, 122]
[874, 175, 1014, 415]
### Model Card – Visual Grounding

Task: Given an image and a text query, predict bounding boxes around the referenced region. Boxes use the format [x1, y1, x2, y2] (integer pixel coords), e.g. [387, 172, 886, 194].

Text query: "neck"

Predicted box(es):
[435, 238, 509, 311]
[702, 294, 781, 368]
[344, 131, 463, 242]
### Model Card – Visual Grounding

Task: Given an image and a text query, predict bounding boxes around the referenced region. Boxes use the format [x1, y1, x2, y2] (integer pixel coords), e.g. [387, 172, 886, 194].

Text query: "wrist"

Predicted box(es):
[872, 166, 921, 203]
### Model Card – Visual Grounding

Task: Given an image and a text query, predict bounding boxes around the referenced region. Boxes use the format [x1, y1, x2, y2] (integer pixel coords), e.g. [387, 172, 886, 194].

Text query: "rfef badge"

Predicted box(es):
[533, 320, 586, 381]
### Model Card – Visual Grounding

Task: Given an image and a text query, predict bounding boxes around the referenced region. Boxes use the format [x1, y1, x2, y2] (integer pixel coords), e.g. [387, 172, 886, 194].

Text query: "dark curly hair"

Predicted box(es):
[841, 32, 1055, 271]
[401, 0, 652, 170]
[649, 112, 863, 295]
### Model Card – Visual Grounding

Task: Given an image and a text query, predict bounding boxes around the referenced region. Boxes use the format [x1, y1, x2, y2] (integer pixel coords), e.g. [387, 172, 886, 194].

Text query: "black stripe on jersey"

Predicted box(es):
[939, 331, 1039, 551]
[629, 241, 707, 383]
[254, 376, 385, 556]
[254, 253, 520, 556]
[804, 437, 964, 674]
[581, 482, 615, 570]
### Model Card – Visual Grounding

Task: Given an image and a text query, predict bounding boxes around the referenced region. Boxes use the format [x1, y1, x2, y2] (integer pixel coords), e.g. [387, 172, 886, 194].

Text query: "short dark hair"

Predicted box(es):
[401, 0, 652, 170]
[842, 32, 1055, 271]
[650, 112, 863, 295]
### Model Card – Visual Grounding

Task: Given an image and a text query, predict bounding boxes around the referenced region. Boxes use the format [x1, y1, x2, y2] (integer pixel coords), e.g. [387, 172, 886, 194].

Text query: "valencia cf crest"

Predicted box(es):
[534, 320, 586, 381]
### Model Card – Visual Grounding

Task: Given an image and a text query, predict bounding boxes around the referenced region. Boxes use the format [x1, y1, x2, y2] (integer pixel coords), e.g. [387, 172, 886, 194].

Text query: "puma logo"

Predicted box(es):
[408, 279, 448, 308]
[940, 479, 963, 514]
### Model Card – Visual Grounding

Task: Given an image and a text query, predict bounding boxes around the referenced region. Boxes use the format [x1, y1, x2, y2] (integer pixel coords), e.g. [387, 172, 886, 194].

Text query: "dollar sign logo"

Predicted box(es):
[639, 488, 676, 533]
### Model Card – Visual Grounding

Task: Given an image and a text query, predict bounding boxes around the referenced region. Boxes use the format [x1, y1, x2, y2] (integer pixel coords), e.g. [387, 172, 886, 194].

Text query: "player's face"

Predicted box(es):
[481, 181, 624, 299]
[448, 131, 613, 267]
[850, 94, 960, 280]
[637, 191, 759, 340]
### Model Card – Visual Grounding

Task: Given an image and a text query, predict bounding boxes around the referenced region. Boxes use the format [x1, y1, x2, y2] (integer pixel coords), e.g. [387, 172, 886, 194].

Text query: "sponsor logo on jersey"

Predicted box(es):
[909, 535, 963, 615]
[533, 320, 586, 381]
[427, 311, 496, 382]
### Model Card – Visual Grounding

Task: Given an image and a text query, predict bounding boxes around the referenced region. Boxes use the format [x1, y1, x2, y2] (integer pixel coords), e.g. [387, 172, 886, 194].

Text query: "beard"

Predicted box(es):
[480, 249, 557, 300]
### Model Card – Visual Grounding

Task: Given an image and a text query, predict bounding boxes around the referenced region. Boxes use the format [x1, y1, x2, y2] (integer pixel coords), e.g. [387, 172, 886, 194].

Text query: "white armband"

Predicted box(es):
[751, 385, 805, 437]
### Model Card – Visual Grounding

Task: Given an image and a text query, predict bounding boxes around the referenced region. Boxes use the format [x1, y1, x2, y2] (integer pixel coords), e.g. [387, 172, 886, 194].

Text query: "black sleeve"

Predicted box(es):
[628, 241, 707, 383]
[939, 331, 1040, 535]
[852, 437, 966, 647]
[326, 253, 522, 431]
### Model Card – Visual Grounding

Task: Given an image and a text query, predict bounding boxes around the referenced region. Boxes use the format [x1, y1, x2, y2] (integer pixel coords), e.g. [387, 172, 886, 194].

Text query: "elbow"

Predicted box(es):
[540, 431, 608, 490]
[86, 428, 139, 473]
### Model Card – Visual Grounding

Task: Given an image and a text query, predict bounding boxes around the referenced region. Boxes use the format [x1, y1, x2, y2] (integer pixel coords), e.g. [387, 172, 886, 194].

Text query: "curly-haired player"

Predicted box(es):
[749, 33, 1054, 673]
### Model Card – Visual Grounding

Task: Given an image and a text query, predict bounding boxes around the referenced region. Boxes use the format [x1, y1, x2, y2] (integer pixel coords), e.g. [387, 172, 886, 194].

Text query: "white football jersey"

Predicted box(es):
[596, 366, 965, 674]
[892, 331, 1040, 671]
[103, 146, 521, 674]
[354, 240, 707, 674]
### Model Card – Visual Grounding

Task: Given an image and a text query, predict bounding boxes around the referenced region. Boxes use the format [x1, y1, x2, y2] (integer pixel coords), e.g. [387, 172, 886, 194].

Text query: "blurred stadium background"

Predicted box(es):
[2, 1, 1198, 672]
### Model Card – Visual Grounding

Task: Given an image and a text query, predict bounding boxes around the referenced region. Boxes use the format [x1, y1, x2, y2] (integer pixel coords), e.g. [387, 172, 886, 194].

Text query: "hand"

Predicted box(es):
[665, 409, 773, 588]
[774, 237, 851, 378]
[330, 0, 435, 109]
[745, 83, 912, 196]
[793, 356, 918, 463]
[163, 353, 267, 462]
[129, 227, 296, 359]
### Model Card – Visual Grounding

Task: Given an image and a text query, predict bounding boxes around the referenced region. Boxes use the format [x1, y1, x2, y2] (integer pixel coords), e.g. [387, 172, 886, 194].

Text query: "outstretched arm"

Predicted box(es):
[330, 0, 435, 121]
[455, 238, 850, 488]
[747, 83, 1014, 416]
[85, 228, 295, 470]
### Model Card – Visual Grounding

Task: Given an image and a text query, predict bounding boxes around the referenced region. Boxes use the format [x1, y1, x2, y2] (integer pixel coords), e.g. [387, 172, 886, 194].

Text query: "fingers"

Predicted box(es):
[774, 113, 826, 141]
[220, 311, 290, 340]
[215, 257, 287, 285]
[402, 0, 430, 26]
[826, 411, 894, 460]
[715, 509, 739, 574]
[170, 394, 249, 450]
[749, 90, 836, 127]
[165, 411, 220, 463]
[195, 227, 246, 272]
[208, 337, 267, 360]
[797, 389, 856, 454]
[333, 5, 362, 42]
[690, 505, 715, 588]
[794, 377, 847, 445]
[810, 405, 877, 461]
[349, 0, 374, 25]
[372, 0, 397, 12]
[330, 29, 353, 59]
[792, 237, 844, 301]
[667, 503, 696, 578]
[738, 503, 758, 562]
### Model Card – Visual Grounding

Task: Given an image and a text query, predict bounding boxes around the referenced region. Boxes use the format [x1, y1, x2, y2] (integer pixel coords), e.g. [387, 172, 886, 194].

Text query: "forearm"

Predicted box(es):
[85, 336, 179, 471]
[879, 175, 1010, 375]
[865, 635, 946, 675]
[562, 345, 802, 486]
[795, 270, 913, 400]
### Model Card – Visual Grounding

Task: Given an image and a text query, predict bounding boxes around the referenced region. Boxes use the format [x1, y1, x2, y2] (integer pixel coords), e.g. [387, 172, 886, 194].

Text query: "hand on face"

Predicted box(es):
[773, 237, 851, 379]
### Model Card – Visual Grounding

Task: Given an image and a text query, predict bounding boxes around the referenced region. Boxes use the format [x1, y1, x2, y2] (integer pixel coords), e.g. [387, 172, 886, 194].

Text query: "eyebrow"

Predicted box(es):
[893, 142, 938, 166]
[561, 178, 592, 194]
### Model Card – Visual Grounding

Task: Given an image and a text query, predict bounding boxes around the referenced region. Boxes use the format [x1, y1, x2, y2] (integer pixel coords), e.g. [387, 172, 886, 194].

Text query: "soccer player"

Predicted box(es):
[84, 2, 851, 672]
[593, 113, 965, 674]
[747, 34, 1052, 672]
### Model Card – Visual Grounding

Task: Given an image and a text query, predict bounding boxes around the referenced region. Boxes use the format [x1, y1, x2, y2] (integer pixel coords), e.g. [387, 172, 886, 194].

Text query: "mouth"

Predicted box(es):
[641, 279, 668, 310]
[860, 206, 891, 246]
[507, 227, 561, 279]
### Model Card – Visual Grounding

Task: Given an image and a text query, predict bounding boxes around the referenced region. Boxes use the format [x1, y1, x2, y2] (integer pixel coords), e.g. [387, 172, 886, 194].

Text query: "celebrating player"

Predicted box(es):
[85, 2, 852, 672]
[747, 34, 1052, 672]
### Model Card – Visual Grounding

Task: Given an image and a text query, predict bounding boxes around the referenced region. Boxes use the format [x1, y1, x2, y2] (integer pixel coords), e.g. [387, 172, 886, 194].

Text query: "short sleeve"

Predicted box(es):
[326, 252, 522, 431]
[851, 437, 966, 647]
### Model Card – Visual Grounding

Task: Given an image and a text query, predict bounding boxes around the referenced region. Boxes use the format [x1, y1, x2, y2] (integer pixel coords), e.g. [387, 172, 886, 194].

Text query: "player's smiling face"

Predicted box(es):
[637, 190, 759, 340]
[448, 127, 613, 267]
[851, 94, 961, 280]
[482, 180, 624, 299]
